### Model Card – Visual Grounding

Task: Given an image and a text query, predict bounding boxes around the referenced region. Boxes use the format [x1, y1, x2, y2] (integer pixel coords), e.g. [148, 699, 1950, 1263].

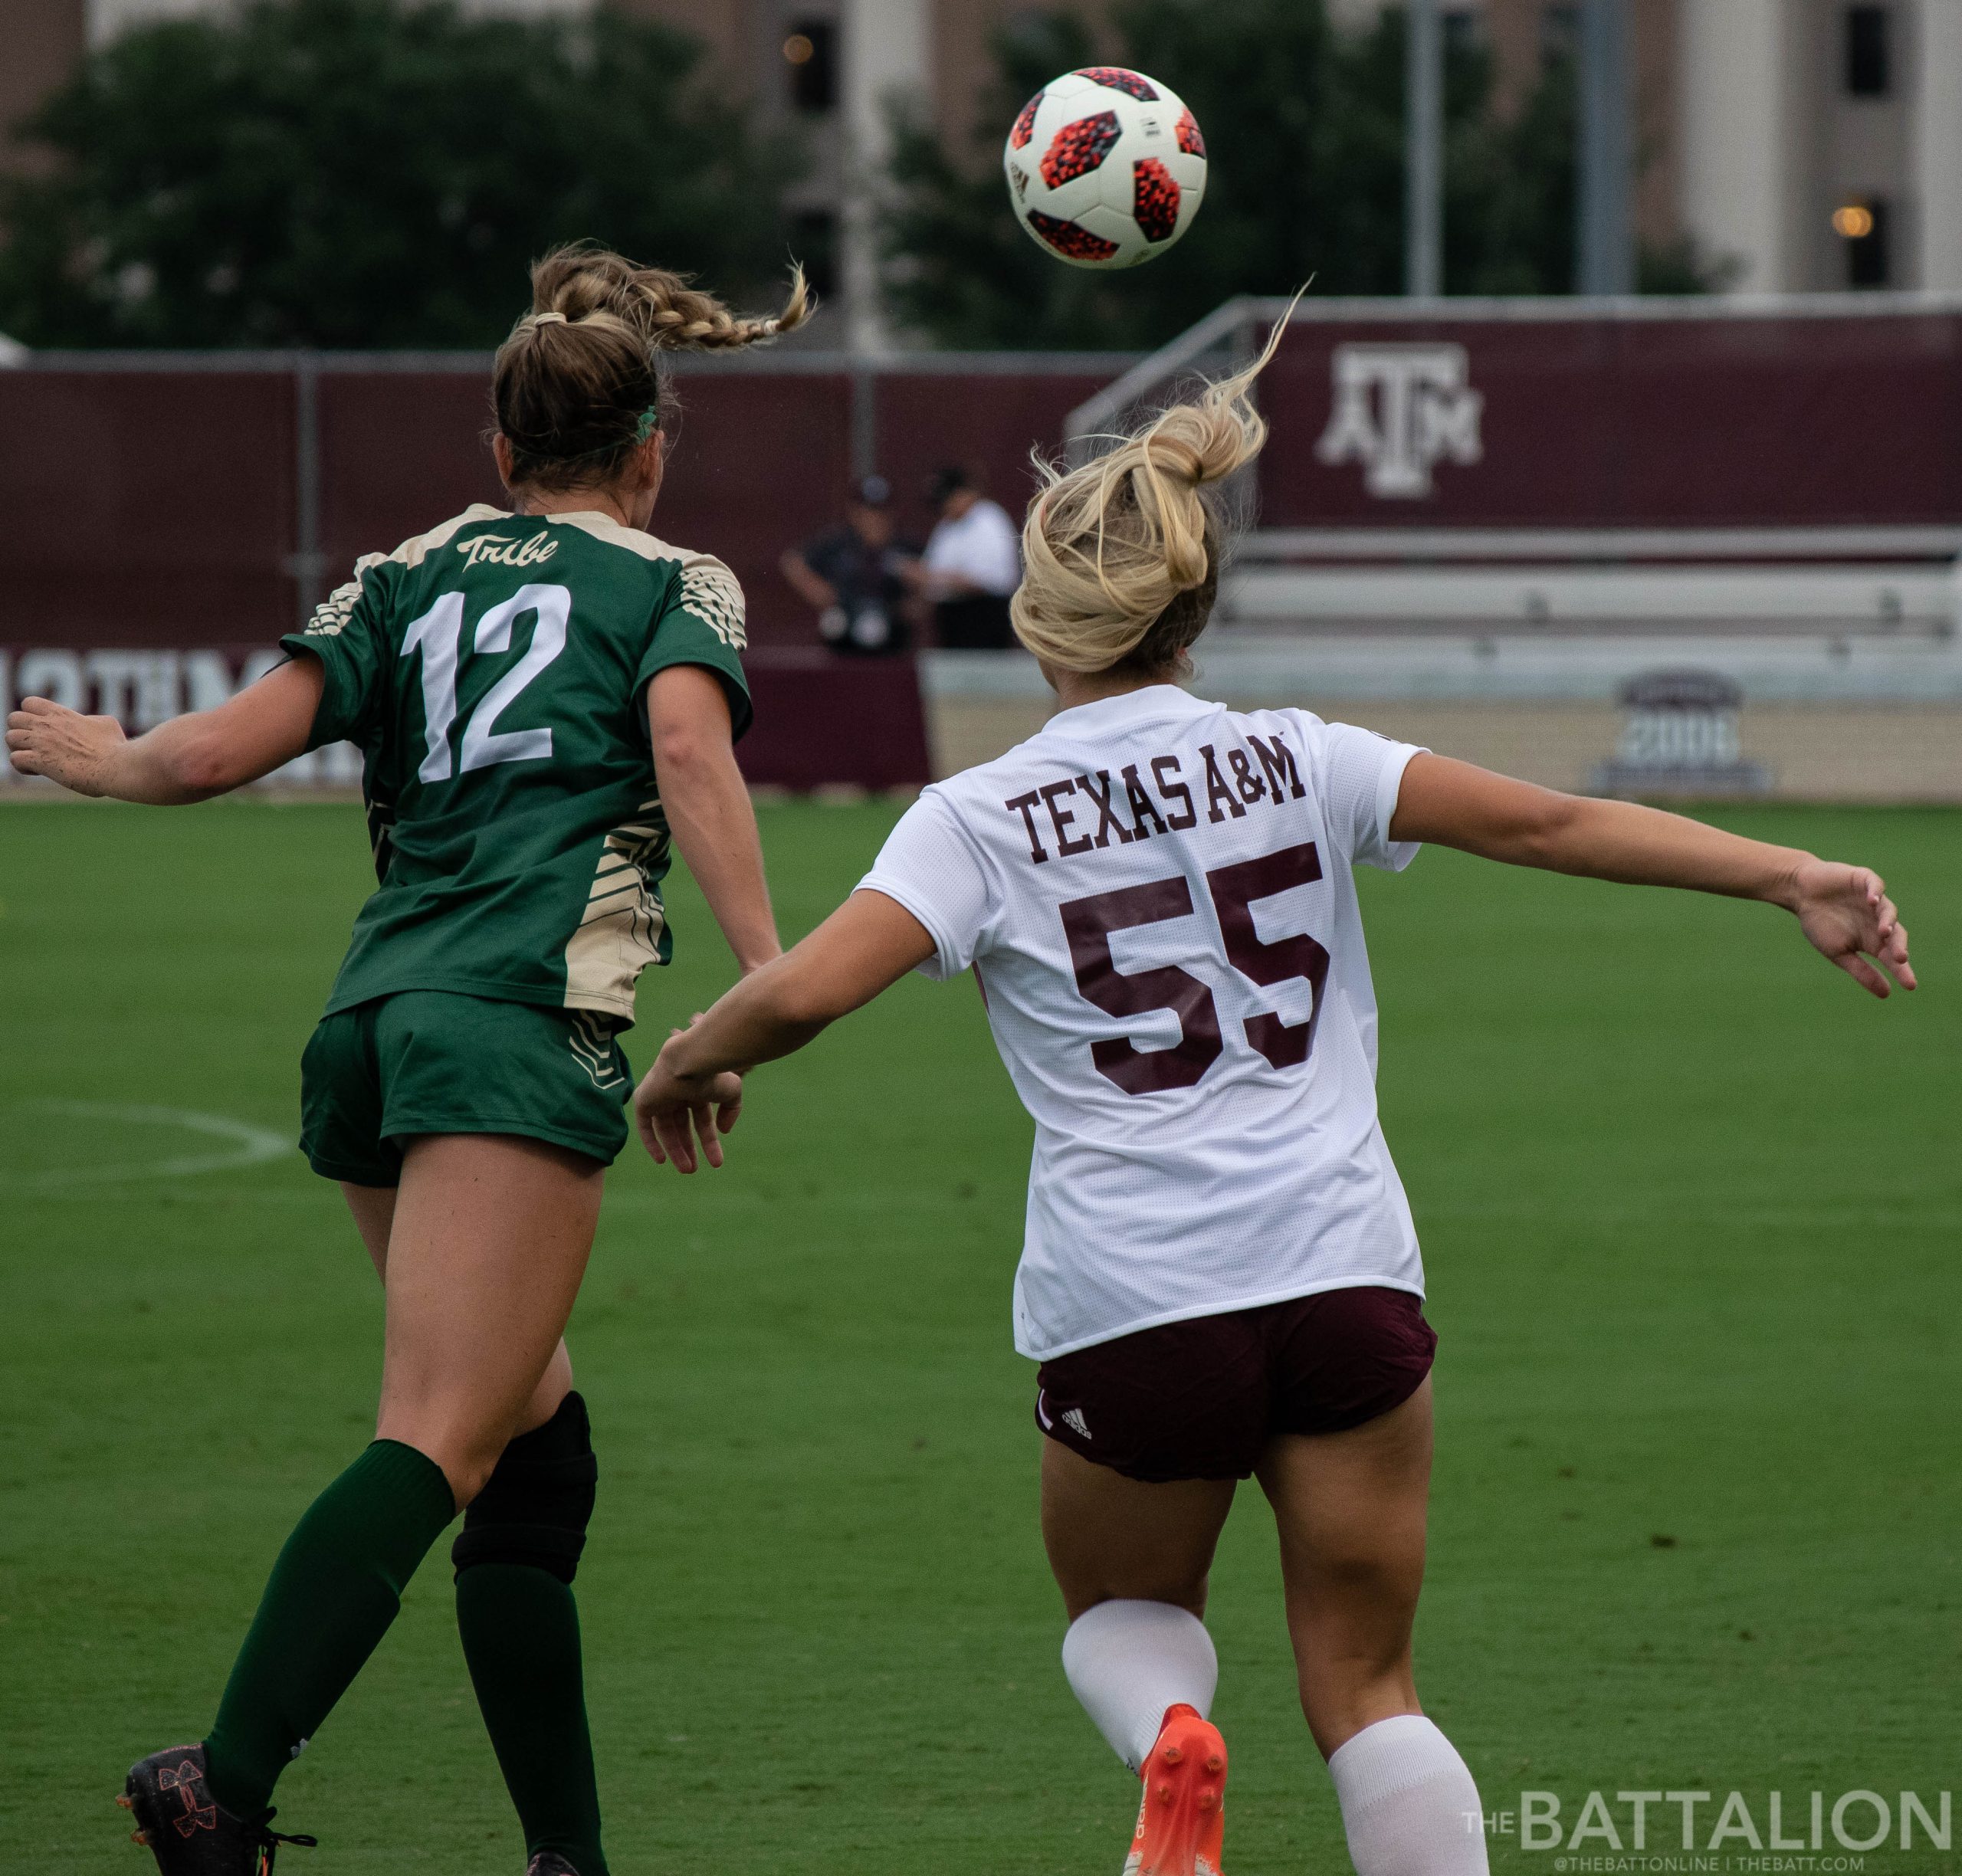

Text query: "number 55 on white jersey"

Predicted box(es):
[858, 684, 1427, 1363]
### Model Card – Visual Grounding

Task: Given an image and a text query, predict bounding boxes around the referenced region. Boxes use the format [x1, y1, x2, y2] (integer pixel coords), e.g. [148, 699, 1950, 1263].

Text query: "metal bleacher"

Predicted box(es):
[1209, 523, 1962, 704]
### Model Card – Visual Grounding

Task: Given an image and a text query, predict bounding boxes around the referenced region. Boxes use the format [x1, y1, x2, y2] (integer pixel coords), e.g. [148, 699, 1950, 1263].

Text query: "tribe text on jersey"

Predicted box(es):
[861, 685, 1429, 1359]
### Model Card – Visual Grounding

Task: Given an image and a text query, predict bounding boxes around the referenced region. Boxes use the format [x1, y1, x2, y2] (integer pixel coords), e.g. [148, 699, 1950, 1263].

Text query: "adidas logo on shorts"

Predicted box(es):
[1061, 1407, 1092, 1440]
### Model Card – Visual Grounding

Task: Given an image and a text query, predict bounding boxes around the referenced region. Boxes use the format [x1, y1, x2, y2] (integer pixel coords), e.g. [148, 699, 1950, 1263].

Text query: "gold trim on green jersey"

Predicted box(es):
[310, 504, 747, 654]
[534, 510, 749, 651]
[563, 799, 671, 1017]
[299, 506, 500, 638]
[674, 559, 746, 649]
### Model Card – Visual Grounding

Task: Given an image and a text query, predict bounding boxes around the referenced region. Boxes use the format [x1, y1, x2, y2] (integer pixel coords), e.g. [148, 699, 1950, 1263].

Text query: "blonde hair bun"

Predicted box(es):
[1012, 297, 1299, 677]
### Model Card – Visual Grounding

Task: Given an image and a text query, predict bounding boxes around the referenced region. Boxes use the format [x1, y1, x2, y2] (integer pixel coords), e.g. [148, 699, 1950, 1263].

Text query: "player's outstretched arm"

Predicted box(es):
[1389, 751, 1916, 999]
[632, 888, 936, 1172]
[648, 664, 781, 976]
[4, 657, 324, 804]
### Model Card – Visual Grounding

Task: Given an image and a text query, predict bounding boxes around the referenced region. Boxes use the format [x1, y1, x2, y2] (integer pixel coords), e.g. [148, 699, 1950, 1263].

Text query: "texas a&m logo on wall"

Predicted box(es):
[1315, 342, 1484, 499]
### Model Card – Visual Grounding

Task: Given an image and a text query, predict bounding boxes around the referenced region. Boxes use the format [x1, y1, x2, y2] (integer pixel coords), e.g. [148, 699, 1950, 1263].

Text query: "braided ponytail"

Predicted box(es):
[526, 244, 811, 351]
[494, 244, 812, 491]
[1012, 309, 1292, 677]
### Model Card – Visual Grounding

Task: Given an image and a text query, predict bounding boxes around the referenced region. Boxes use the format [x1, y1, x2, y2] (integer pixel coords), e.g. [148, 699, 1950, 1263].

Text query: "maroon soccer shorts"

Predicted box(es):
[1033, 1286, 1437, 1482]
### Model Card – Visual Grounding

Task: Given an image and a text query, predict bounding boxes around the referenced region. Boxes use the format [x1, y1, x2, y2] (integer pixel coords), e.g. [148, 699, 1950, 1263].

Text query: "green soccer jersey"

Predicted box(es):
[281, 503, 753, 1028]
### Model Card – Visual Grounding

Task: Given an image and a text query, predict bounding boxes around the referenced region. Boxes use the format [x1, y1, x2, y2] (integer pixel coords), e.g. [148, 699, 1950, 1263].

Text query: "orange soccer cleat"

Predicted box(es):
[1123, 1704, 1228, 1876]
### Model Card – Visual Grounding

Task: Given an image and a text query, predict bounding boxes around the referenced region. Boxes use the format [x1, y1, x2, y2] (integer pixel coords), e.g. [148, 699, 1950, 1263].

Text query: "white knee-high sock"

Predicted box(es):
[1327, 1714, 1488, 1876]
[1061, 1599, 1219, 1773]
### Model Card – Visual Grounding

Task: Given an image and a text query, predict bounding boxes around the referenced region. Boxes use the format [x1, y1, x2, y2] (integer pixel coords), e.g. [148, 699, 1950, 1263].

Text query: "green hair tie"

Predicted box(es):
[634, 407, 660, 444]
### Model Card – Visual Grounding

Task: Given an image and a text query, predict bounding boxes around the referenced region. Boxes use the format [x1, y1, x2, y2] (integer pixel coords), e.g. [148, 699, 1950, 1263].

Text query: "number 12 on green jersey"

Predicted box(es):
[400, 582, 572, 783]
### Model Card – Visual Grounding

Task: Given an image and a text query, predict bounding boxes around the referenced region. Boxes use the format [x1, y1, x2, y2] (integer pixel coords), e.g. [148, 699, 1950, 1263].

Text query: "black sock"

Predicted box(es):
[458, 1563, 609, 1874]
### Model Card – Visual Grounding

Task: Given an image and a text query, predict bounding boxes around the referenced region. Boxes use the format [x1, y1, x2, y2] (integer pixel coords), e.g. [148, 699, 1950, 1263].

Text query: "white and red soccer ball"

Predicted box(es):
[1002, 67, 1208, 270]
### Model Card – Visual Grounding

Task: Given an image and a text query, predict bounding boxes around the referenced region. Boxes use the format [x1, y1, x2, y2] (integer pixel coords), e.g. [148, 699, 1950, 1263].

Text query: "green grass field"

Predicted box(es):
[2, 797, 1956, 1875]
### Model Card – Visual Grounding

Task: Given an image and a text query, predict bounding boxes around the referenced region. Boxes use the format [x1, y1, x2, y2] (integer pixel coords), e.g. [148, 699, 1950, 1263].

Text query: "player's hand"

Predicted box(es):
[5, 697, 126, 795]
[632, 1035, 743, 1174]
[1788, 859, 1914, 998]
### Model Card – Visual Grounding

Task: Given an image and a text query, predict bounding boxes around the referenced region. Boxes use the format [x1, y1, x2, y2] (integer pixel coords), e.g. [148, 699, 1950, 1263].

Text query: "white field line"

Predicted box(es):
[10, 1102, 290, 1188]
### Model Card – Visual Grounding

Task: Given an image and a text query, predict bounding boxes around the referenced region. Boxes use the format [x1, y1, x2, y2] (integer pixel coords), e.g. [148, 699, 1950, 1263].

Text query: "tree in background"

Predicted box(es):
[884, 0, 1721, 350]
[0, 0, 801, 349]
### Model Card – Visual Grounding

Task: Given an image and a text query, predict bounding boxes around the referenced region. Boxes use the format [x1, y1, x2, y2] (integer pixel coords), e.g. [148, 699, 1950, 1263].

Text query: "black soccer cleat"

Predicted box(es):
[524, 1858, 582, 1876]
[120, 1743, 316, 1876]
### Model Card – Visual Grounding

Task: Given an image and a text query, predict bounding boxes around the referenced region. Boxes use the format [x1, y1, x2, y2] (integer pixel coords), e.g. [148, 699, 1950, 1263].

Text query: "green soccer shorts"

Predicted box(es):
[299, 989, 635, 1186]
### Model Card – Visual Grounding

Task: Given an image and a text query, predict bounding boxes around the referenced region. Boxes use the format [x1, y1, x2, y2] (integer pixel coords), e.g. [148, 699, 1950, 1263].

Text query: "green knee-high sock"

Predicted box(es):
[458, 1565, 609, 1876]
[204, 1439, 455, 1817]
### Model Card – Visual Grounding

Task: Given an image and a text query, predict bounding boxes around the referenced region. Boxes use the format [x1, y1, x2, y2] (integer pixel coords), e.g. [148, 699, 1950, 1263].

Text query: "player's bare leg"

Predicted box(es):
[1257, 1380, 1488, 1875]
[1042, 1441, 1235, 1874]
[1255, 1382, 1430, 1756]
[366, 1138, 613, 1876]
[125, 1134, 603, 1876]
[370, 1134, 599, 1495]
[1041, 1439, 1235, 1622]
[343, 1168, 608, 1873]
[342, 1179, 575, 1443]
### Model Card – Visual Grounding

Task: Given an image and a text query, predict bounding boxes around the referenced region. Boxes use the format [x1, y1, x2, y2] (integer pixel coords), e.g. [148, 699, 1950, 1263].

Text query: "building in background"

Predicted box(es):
[1672, 0, 1962, 294]
[2, 0, 1957, 348]
[1337, 0, 1962, 292]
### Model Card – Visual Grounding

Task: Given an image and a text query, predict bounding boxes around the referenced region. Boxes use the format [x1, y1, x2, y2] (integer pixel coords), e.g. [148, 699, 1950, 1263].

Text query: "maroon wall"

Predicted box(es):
[644, 372, 857, 644]
[1257, 313, 1962, 527]
[313, 369, 866, 646]
[744, 650, 932, 789]
[0, 361, 1109, 654]
[5, 311, 1959, 687]
[318, 372, 503, 575]
[870, 369, 1112, 547]
[0, 372, 296, 643]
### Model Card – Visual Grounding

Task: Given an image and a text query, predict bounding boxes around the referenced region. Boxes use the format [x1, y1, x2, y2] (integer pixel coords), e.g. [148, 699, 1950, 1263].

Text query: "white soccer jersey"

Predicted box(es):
[858, 684, 1428, 1361]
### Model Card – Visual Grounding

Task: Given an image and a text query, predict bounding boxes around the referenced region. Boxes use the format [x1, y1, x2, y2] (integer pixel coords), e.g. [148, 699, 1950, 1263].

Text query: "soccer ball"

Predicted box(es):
[1002, 67, 1207, 270]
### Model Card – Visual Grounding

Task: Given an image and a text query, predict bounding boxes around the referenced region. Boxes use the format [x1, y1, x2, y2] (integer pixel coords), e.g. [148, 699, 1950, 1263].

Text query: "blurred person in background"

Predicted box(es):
[8, 244, 805, 1876]
[779, 474, 917, 656]
[911, 464, 1020, 650]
